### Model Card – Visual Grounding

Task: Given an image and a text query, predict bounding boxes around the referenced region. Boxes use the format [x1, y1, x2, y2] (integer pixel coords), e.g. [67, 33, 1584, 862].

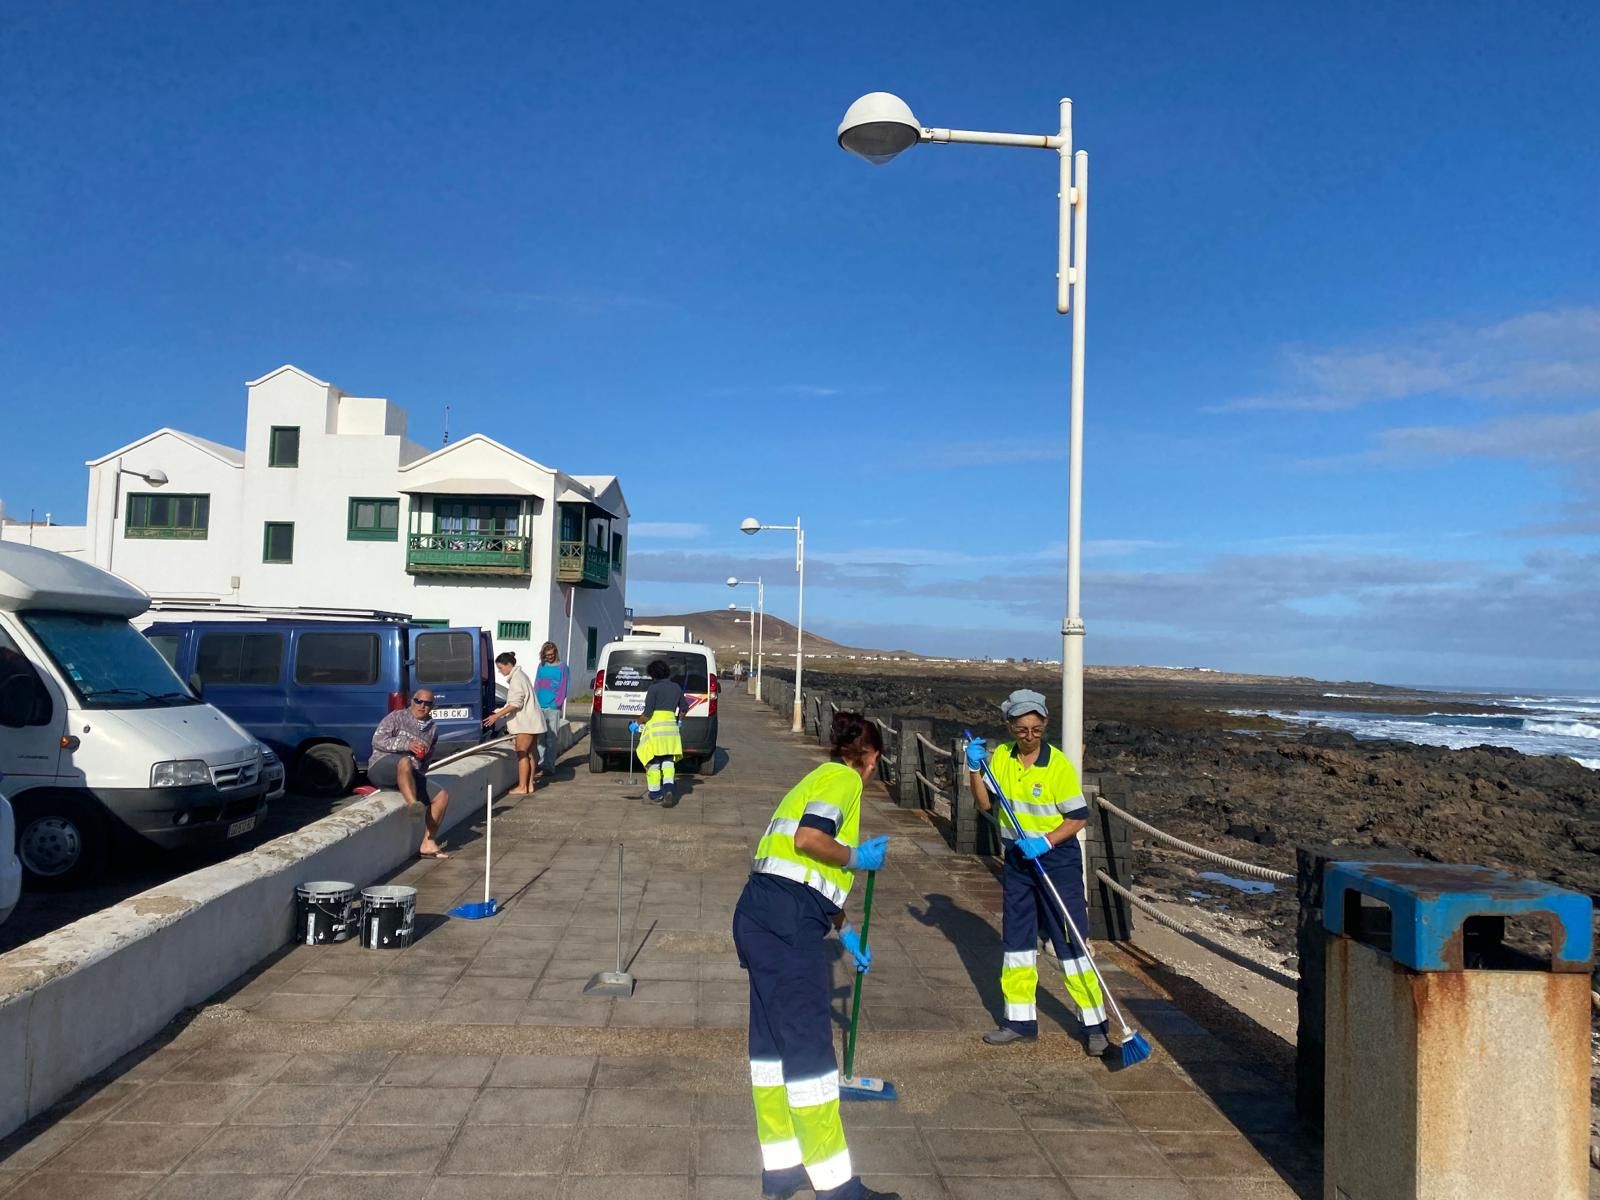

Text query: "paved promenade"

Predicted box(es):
[0, 694, 1319, 1199]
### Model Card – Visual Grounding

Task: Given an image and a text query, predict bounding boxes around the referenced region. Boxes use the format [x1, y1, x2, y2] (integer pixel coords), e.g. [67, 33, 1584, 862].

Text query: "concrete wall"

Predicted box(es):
[0, 743, 519, 1139]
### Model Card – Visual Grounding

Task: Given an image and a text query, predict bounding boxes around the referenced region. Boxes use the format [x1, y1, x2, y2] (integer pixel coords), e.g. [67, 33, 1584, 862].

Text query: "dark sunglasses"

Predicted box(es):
[411, 697, 433, 707]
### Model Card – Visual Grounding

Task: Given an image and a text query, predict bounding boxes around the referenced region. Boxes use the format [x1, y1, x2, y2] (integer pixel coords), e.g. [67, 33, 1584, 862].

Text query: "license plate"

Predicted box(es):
[432, 706, 468, 719]
[226, 816, 256, 838]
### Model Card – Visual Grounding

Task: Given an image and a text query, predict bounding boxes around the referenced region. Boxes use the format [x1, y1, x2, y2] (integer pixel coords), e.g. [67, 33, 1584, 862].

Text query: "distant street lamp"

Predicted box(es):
[726, 574, 764, 699]
[837, 90, 1091, 772]
[740, 517, 803, 732]
[108, 459, 169, 578]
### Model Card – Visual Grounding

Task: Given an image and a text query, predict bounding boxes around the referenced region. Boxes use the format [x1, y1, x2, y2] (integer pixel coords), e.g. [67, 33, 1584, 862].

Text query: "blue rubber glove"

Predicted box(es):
[1017, 834, 1052, 860]
[847, 835, 889, 872]
[628, 721, 640, 734]
[838, 924, 872, 973]
[965, 737, 987, 771]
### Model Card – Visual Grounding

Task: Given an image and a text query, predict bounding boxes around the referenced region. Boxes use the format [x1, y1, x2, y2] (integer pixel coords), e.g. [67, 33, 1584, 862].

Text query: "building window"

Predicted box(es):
[436, 499, 519, 536]
[263, 522, 295, 563]
[410, 618, 450, 628]
[610, 532, 624, 570]
[348, 497, 400, 541]
[268, 426, 300, 468]
[585, 626, 599, 671]
[498, 620, 531, 641]
[126, 492, 209, 539]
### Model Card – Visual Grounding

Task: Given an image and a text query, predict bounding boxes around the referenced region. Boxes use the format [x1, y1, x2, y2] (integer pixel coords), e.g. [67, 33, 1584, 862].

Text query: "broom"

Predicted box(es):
[448, 781, 498, 920]
[839, 870, 897, 1100]
[964, 730, 1151, 1070]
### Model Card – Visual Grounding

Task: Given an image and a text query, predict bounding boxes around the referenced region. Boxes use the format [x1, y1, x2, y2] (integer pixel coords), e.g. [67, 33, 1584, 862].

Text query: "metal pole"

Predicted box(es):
[1063, 144, 1088, 775]
[755, 578, 765, 700]
[792, 523, 805, 733]
[747, 600, 755, 681]
[615, 842, 625, 972]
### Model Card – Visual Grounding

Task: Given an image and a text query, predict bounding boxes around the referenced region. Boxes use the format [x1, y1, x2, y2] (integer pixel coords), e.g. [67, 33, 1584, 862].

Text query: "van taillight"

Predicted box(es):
[388, 691, 406, 712]
[592, 669, 605, 714]
[708, 673, 718, 716]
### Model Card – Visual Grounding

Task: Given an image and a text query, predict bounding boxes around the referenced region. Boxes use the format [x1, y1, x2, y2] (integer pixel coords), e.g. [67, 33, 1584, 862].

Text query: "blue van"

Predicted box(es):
[145, 619, 494, 796]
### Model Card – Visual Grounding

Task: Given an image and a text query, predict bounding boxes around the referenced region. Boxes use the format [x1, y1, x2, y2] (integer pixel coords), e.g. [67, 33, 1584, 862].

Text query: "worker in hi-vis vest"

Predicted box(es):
[966, 688, 1109, 1054]
[732, 712, 899, 1200]
[634, 658, 689, 807]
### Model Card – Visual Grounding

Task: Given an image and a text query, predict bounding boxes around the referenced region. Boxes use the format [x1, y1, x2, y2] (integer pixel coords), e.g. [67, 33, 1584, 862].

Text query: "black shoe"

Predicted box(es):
[761, 1185, 801, 1200]
[983, 1026, 1035, 1046]
[859, 1188, 902, 1200]
[660, 792, 679, 809]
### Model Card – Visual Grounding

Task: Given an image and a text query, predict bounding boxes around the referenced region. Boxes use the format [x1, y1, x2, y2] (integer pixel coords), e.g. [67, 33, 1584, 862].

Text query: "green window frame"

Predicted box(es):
[263, 521, 295, 564]
[610, 532, 623, 570]
[268, 426, 300, 468]
[347, 496, 400, 541]
[436, 499, 519, 536]
[410, 618, 450, 628]
[585, 626, 599, 670]
[498, 620, 531, 640]
[126, 492, 210, 539]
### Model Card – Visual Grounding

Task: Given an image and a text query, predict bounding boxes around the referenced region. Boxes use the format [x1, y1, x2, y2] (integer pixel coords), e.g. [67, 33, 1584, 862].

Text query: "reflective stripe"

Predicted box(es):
[1011, 798, 1065, 817]
[753, 856, 847, 907]
[785, 1071, 840, 1108]
[805, 1147, 853, 1191]
[1002, 950, 1037, 970]
[750, 1059, 785, 1087]
[1078, 1004, 1108, 1026]
[760, 1137, 803, 1169]
[764, 818, 800, 837]
[1059, 799, 1087, 816]
[1005, 1001, 1036, 1021]
[1060, 955, 1092, 977]
[802, 801, 844, 824]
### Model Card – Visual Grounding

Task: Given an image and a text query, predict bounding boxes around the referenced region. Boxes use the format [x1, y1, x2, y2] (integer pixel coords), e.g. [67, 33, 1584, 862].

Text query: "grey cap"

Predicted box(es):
[1001, 689, 1048, 720]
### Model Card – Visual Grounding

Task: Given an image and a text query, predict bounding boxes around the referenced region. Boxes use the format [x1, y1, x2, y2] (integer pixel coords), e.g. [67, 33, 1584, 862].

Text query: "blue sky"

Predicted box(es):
[3, 2, 1598, 688]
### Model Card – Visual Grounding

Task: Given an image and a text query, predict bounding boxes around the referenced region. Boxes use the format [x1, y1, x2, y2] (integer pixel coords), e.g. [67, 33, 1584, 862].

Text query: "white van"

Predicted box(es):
[0, 783, 20, 925]
[588, 636, 718, 774]
[0, 543, 267, 887]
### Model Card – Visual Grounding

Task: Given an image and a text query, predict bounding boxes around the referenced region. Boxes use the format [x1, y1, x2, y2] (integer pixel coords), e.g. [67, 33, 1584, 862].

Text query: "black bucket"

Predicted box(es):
[294, 881, 358, 945]
[361, 884, 417, 949]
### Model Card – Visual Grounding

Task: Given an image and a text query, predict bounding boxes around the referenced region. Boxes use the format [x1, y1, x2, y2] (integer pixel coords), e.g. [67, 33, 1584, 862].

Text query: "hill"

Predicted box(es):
[630, 610, 892, 661]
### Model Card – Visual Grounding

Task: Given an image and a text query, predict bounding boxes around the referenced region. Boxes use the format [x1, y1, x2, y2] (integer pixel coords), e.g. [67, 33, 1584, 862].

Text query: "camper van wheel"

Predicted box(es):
[14, 793, 108, 889]
[588, 743, 607, 774]
[295, 743, 356, 798]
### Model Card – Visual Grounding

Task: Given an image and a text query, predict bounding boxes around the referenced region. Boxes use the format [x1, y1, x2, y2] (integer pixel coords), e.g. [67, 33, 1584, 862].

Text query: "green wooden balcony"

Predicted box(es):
[557, 540, 611, 588]
[407, 533, 531, 577]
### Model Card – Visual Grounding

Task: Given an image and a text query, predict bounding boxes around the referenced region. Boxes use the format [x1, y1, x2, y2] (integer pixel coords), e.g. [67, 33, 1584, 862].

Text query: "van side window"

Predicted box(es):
[0, 628, 53, 728]
[197, 633, 284, 685]
[415, 632, 474, 684]
[295, 633, 379, 685]
[147, 633, 180, 671]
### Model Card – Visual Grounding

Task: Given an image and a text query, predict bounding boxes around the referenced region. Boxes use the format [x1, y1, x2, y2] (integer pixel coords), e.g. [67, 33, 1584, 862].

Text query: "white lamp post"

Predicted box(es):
[107, 459, 169, 578]
[838, 91, 1090, 773]
[740, 517, 803, 732]
[727, 574, 764, 699]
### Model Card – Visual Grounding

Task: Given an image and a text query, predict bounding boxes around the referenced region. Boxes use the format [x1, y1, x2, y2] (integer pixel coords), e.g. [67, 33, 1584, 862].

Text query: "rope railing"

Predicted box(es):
[1095, 870, 1300, 988]
[916, 733, 952, 760]
[1092, 795, 1292, 884]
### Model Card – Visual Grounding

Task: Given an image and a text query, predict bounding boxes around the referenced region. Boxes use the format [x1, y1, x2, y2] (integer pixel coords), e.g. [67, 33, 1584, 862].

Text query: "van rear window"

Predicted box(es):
[295, 633, 379, 685]
[415, 631, 474, 684]
[605, 650, 709, 693]
[197, 632, 284, 685]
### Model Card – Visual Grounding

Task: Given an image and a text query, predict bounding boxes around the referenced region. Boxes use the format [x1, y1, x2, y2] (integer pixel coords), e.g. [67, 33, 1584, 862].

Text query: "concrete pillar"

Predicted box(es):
[891, 716, 930, 809]
[1083, 774, 1135, 941]
[952, 736, 999, 856]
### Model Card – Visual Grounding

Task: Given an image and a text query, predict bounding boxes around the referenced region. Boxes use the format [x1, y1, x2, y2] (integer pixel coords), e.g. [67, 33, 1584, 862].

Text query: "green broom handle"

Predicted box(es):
[842, 868, 876, 1079]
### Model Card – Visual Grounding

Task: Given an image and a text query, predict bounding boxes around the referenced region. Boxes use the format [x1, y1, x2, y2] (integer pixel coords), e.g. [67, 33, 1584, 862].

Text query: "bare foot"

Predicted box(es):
[418, 843, 451, 860]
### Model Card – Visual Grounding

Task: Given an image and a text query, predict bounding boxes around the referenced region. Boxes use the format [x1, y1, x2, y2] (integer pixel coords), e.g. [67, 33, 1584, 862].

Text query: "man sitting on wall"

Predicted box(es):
[367, 689, 452, 859]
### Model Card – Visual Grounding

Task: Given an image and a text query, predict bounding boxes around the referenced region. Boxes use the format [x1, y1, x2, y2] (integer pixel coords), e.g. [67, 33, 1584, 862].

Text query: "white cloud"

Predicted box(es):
[629, 522, 709, 540]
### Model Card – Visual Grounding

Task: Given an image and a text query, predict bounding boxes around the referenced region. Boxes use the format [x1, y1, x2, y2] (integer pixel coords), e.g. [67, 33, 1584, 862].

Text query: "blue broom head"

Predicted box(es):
[1118, 1031, 1152, 1069]
[449, 897, 498, 920]
[840, 1074, 898, 1102]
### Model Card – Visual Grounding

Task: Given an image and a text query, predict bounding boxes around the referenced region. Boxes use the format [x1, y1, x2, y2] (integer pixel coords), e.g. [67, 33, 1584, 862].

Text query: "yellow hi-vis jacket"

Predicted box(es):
[986, 741, 1086, 841]
[752, 762, 862, 909]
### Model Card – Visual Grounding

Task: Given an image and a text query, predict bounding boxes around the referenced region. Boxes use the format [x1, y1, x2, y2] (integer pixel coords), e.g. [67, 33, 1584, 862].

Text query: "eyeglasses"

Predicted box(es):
[1011, 724, 1046, 737]
[411, 697, 433, 708]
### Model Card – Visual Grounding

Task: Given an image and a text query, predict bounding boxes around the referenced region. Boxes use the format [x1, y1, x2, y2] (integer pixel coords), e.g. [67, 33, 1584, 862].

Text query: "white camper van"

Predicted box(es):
[0, 543, 267, 887]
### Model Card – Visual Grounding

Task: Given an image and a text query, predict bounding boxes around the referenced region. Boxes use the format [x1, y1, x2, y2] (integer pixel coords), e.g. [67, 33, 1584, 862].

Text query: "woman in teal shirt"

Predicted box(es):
[533, 641, 569, 775]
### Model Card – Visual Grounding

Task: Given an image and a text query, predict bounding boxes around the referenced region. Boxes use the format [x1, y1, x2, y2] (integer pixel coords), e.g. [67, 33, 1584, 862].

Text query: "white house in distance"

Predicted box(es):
[8, 365, 629, 671]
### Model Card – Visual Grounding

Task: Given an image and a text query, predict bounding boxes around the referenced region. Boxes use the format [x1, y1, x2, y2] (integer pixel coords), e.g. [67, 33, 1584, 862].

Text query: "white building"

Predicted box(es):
[4, 364, 628, 672]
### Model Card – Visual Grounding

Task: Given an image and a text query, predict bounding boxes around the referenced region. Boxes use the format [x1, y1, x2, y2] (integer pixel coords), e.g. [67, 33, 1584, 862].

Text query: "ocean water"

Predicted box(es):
[1229, 692, 1600, 770]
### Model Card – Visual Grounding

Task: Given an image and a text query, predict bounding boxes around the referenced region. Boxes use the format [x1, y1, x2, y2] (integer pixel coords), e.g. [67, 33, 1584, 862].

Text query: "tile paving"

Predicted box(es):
[0, 693, 1321, 1199]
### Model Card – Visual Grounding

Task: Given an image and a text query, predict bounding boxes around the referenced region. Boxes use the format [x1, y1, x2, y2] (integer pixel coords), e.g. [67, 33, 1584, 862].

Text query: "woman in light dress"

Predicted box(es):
[483, 651, 546, 795]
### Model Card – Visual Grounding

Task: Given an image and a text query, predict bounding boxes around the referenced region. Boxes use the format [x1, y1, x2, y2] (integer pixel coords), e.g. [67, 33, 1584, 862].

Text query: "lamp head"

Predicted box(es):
[739, 517, 761, 535]
[728, 603, 737, 610]
[726, 576, 740, 587]
[838, 91, 922, 164]
[143, 469, 169, 486]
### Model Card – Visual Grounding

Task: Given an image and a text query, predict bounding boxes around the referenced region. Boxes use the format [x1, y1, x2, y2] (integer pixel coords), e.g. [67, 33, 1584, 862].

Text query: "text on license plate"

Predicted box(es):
[226, 816, 257, 838]
[432, 706, 468, 719]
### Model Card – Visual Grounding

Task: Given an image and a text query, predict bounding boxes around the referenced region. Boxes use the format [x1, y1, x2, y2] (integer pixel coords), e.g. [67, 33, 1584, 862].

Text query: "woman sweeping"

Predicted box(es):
[966, 688, 1108, 1054]
[635, 658, 689, 807]
[733, 712, 898, 1200]
[482, 651, 545, 795]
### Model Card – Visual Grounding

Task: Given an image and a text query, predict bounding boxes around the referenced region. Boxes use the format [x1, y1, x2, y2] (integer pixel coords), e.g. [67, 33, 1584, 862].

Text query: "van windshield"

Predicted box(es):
[605, 650, 710, 693]
[21, 611, 200, 709]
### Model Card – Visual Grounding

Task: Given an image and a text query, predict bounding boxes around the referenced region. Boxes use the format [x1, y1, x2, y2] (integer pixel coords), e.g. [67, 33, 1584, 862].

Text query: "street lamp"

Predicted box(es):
[727, 574, 764, 700]
[108, 459, 169, 578]
[740, 517, 803, 732]
[838, 90, 1090, 773]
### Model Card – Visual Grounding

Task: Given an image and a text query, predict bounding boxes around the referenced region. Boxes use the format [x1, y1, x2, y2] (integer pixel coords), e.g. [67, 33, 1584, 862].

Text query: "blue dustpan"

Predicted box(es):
[449, 782, 499, 921]
[450, 897, 498, 920]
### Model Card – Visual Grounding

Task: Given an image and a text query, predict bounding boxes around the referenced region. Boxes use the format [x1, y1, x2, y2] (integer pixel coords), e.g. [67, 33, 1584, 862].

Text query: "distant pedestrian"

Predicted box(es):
[636, 659, 689, 807]
[368, 689, 452, 859]
[483, 651, 545, 795]
[965, 688, 1106, 1054]
[534, 641, 569, 775]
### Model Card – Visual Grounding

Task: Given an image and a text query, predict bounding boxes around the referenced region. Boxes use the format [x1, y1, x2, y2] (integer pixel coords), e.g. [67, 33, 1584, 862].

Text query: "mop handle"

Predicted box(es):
[484, 781, 492, 905]
[968, 737, 1134, 1034]
[842, 868, 876, 1079]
